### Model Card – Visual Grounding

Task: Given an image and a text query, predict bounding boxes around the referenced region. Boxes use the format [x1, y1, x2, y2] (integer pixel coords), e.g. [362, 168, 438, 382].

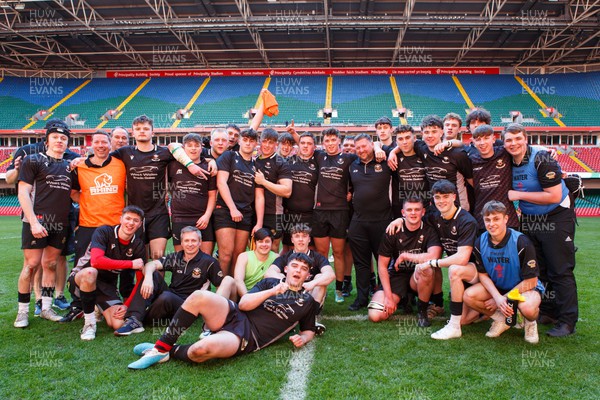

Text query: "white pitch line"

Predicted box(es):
[321, 314, 369, 321]
[279, 340, 316, 400]
[0, 236, 20, 240]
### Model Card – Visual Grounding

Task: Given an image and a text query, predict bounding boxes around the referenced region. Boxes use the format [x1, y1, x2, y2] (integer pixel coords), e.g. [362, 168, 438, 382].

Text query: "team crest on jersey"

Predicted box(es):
[265, 162, 271, 168]
[442, 156, 450, 164]
[374, 164, 383, 172]
[126, 248, 134, 257]
[308, 163, 316, 170]
[192, 268, 201, 278]
[496, 159, 506, 169]
[527, 260, 537, 269]
[418, 235, 424, 244]
[111, 244, 116, 250]
[217, 271, 224, 278]
[176, 169, 182, 175]
[151, 154, 160, 162]
[451, 226, 457, 235]
[337, 158, 344, 165]
[546, 171, 556, 179]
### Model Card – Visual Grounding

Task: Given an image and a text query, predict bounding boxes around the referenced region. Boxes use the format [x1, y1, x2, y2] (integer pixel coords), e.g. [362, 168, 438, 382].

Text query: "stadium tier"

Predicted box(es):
[177, 76, 266, 128]
[2, 74, 600, 128]
[394, 75, 466, 124]
[458, 75, 546, 126]
[573, 146, 600, 172]
[267, 76, 328, 125]
[525, 72, 600, 127]
[331, 76, 396, 125]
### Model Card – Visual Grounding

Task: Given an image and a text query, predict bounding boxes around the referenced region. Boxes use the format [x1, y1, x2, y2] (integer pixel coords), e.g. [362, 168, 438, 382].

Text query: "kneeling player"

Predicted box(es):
[463, 201, 542, 343]
[369, 198, 442, 326]
[72, 206, 147, 340]
[127, 253, 319, 369]
[387, 180, 478, 340]
[115, 226, 235, 336]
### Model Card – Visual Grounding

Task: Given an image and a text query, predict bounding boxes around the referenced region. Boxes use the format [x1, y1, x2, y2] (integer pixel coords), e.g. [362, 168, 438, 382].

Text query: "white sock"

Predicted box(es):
[449, 314, 462, 327]
[491, 310, 504, 322]
[41, 296, 52, 311]
[18, 302, 29, 313]
[84, 312, 97, 326]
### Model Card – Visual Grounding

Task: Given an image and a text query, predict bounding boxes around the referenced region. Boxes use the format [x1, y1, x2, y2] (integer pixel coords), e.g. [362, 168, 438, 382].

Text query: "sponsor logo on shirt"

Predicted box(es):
[90, 173, 118, 195]
[527, 260, 536, 269]
[546, 171, 556, 179]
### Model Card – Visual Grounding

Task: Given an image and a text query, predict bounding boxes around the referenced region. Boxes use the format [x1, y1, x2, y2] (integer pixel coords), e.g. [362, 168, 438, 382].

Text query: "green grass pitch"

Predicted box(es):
[0, 216, 598, 399]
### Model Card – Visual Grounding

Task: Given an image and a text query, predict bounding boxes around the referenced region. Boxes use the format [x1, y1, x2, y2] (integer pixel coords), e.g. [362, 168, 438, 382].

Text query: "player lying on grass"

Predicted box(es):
[463, 200, 542, 344]
[128, 252, 319, 369]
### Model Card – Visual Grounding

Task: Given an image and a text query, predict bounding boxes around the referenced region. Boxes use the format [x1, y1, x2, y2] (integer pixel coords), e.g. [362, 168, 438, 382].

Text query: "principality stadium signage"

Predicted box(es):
[106, 67, 500, 78]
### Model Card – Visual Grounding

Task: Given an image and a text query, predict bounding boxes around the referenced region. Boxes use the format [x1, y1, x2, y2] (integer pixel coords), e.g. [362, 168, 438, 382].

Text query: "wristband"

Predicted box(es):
[428, 260, 433, 268]
[435, 259, 440, 268]
[185, 161, 193, 167]
[170, 146, 182, 155]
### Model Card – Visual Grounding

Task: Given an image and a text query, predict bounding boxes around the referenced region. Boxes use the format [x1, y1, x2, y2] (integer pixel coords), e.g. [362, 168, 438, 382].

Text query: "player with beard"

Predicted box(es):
[128, 253, 319, 370]
[168, 133, 217, 255]
[369, 197, 442, 326]
[214, 128, 264, 276]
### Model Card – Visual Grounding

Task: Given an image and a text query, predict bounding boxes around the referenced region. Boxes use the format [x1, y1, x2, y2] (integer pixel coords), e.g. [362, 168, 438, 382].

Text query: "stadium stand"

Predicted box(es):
[267, 76, 327, 125]
[178, 76, 266, 128]
[575, 194, 600, 217]
[3, 75, 600, 128]
[527, 72, 600, 126]
[330, 76, 396, 125]
[394, 75, 466, 125]
[573, 147, 600, 172]
[0, 77, 86, 129]
[458, 75, 544, 126]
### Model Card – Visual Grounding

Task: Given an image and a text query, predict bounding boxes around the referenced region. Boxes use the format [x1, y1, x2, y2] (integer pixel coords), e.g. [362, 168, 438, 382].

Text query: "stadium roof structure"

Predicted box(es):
[0, 0, 599, 77]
